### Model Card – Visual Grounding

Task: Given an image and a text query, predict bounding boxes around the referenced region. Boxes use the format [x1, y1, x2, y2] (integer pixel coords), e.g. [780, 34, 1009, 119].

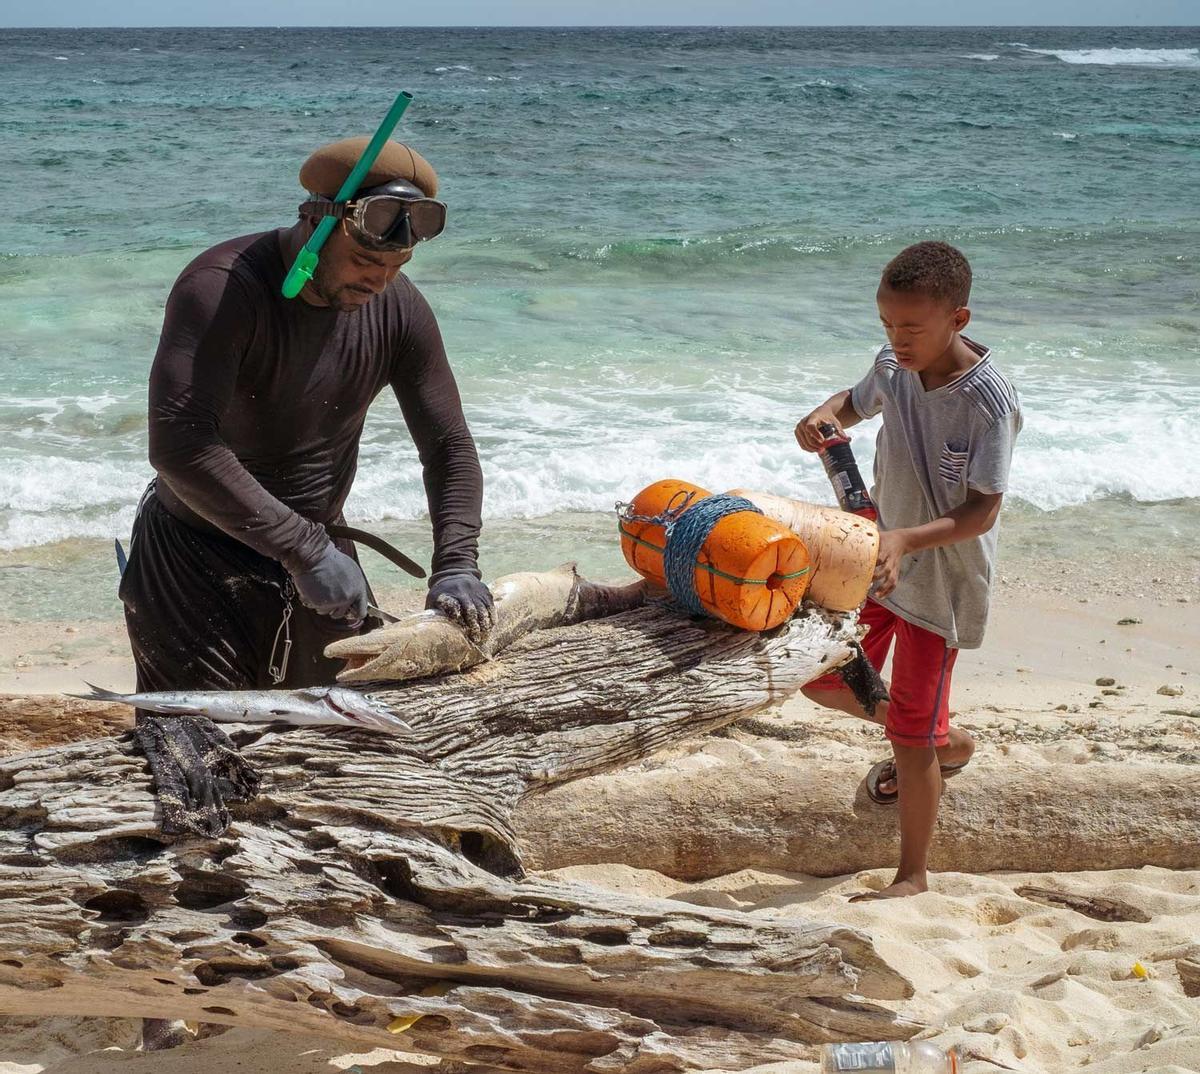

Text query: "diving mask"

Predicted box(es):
[300, 178, 446, 250]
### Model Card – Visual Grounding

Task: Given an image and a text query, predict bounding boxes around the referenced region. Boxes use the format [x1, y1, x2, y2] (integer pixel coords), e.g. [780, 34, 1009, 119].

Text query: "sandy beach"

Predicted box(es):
[1, 543, 1196, 1073]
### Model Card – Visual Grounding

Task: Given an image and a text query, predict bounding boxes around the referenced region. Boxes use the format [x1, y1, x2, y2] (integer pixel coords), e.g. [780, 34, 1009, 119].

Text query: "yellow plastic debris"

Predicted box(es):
[1132, 961, 1150, 979]
[387, 981, 455, 1034]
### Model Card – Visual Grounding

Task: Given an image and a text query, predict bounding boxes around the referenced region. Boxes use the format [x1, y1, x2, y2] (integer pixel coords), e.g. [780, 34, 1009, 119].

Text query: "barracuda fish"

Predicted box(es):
[74, 683, 413, 734]
[325, 563, 647, 683]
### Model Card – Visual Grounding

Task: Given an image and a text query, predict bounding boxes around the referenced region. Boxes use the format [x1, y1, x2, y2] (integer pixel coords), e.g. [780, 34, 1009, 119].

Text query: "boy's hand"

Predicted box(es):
[871, 529, 912, 599]
[795, 406, 846, 453]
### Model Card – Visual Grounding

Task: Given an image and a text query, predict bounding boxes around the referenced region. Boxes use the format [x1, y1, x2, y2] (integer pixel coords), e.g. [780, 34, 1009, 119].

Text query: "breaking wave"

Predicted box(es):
[1017, 46, 1200, 68]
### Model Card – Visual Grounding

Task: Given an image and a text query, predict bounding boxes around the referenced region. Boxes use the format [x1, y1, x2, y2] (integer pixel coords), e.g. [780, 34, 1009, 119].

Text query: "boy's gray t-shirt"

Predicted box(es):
[850, 337, 1022, 649]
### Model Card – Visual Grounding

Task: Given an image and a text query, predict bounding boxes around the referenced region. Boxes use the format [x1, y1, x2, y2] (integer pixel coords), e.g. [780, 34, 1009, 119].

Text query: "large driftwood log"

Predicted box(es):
[0, 692, 132, 752]
[0, 603, 919, 1070]
[515, 754, 1200, 880]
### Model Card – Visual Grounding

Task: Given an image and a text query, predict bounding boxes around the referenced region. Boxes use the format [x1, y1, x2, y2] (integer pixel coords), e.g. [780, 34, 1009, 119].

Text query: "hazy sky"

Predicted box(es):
[0, 0, 1195, 27]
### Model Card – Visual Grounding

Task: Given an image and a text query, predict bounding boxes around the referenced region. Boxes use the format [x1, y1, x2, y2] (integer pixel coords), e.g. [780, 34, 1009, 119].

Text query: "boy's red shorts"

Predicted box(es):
[807, 599, 958, 748]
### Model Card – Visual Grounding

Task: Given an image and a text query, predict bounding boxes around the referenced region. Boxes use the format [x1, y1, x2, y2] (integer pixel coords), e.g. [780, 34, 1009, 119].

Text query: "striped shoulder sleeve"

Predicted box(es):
[961, 361, 1021, 427]
[850, 344, 898, 419]
[875, 343, 901, 372]
[964, 363, 1022, 494]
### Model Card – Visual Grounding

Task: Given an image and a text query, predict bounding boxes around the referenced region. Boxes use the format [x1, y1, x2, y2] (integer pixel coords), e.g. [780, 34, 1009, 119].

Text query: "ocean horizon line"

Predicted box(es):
[4, 22, 1199, 30]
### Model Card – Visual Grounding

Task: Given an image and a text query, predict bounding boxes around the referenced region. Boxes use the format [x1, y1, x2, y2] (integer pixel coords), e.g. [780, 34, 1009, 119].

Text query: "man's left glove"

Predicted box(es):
[426, 572, 495, 645]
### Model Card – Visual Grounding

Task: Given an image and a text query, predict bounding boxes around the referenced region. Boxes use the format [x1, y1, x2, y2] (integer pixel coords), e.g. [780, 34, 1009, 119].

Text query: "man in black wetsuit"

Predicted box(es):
[121, 137, 493, 693]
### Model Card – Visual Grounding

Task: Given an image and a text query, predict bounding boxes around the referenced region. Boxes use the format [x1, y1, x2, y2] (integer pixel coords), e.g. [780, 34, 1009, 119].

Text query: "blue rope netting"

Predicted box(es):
[663, 494, 764, 614]
[616, 491, 764, 616]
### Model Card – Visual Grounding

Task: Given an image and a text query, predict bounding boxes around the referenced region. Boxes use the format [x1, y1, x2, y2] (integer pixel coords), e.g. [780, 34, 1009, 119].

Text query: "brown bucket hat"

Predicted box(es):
[299, 137, 438, 198]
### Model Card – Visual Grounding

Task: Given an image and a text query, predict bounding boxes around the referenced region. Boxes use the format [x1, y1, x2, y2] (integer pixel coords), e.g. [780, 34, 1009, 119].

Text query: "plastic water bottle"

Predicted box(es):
[820, 1041, 958, 1073]
[816, 423, 878, 521]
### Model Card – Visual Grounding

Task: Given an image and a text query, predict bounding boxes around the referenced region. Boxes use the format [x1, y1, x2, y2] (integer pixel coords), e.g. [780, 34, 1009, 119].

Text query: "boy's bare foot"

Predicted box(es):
[849, 877, 928, 902]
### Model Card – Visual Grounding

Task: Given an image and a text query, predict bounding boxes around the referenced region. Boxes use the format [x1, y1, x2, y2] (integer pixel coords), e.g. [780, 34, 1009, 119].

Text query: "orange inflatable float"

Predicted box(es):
[728, 489, 879, 613]
[617, 479, 811, 631]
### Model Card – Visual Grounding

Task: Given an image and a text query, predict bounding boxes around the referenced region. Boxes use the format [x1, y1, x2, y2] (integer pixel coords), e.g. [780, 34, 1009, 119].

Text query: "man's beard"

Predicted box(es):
[329, 288, 372, 312]
[310, 263, 371, 312]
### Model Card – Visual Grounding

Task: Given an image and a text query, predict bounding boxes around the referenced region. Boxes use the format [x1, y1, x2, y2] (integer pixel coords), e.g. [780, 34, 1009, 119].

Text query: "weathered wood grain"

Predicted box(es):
[0, 602, 919, 1069]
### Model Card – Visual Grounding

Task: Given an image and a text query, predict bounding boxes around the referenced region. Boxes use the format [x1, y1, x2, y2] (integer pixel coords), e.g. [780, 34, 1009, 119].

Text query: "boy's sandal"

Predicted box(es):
[864, 757, 971, 806]
[865, 759, 900, 805]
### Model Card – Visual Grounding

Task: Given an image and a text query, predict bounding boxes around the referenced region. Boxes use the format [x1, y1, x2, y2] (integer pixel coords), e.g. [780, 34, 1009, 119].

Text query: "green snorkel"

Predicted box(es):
[282, 91, 414, 299]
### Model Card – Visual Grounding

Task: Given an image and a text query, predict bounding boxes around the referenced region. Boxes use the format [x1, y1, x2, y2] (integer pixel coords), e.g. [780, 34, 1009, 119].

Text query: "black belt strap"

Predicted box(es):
[326, 523, 427, 580]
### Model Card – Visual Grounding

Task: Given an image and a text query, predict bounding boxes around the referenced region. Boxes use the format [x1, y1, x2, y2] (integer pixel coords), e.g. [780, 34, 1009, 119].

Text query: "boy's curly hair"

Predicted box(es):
[881, 241, 972, 308]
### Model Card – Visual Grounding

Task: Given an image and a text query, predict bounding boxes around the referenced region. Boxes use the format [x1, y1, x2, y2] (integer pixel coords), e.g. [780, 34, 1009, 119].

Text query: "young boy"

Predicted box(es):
[795, 241, 1022, 901]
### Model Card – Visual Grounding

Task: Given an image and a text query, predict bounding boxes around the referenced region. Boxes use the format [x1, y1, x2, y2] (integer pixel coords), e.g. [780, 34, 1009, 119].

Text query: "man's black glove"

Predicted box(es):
[291, 544, 369, 624]
[426, 571, 495, 645]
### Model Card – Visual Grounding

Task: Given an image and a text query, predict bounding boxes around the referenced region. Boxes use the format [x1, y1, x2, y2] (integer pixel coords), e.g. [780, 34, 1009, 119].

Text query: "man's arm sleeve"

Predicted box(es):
[967, 408, 1022, 495]
[390, 285, 484, 581]
[147, 267, 329, 574]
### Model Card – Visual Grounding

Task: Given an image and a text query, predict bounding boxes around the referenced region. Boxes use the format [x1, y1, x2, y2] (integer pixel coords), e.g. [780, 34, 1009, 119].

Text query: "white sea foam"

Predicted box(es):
[1009, 409, 1200, 510]
[3, 386, 1199, 551]
[350, 406, 1200, 523]
[1053, 131, 1078, 140]
[3, 324, 1200, 554]
[0, 452, 147, 550]
[0, 506, 138, 552]
[1020, 46, 1200, 68]
[350, 369, 1200, 522]
[964, 54, 1000, 61]
[0, 456, 146, 515]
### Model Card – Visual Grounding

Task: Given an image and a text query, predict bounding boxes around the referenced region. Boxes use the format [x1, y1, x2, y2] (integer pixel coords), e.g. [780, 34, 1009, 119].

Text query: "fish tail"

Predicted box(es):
[70, 682, 133, 704]
[70, 683, 192, 715]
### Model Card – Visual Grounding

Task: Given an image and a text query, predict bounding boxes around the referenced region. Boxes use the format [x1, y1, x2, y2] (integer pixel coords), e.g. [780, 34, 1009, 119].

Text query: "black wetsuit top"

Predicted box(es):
[122, 229, 485, 837]
[148, 228, 483, 580]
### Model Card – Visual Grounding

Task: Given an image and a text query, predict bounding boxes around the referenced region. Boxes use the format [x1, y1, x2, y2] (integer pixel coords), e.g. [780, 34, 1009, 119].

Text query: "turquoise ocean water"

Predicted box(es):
[1, 26, 1198, 619]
